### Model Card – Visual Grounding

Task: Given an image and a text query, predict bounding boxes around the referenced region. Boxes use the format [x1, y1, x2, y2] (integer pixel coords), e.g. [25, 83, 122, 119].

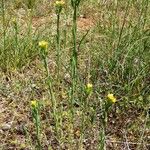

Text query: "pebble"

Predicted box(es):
[1, 122, 12, 131]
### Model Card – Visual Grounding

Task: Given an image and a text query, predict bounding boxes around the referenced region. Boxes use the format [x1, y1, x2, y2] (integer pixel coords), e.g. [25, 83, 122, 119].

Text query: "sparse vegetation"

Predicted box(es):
[0, 0, 150, 149]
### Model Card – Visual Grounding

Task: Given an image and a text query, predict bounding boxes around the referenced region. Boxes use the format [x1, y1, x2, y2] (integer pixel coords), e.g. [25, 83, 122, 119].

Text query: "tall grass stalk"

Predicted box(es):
[56, 10, 61, 81]
[117, 0, 131, 49]
[1, 0, 7, 71]
[12, 18, 19, 66]
[27, 8, 33, 44]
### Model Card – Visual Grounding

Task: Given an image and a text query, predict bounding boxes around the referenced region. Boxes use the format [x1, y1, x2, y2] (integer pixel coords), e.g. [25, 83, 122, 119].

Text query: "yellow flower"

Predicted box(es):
[61, 91, 67, 99]
[39, 41, 48, 49]
[12, 18, 17, 24]
[86, 83, 93, 94]
[31, 100, 38, 108]
[107, 94, 116, 103]
[87, 83, 93, 89]
[55, 0, 65, 7]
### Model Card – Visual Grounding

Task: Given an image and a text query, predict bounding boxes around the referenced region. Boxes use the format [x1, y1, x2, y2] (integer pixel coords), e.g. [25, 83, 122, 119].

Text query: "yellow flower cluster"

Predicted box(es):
[107, 94, 116, 103]
[55, 0, 65, 7]
[31, 100, 38, 108]
[39, 41, 48, 49]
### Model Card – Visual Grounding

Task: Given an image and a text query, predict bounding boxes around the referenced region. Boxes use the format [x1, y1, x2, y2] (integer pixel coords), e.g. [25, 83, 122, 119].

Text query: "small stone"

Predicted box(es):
[0, 129, 4, 134]
[64, 73, 71, 83]
[1, 121, 13, 131]
[1, 123, 12, 131]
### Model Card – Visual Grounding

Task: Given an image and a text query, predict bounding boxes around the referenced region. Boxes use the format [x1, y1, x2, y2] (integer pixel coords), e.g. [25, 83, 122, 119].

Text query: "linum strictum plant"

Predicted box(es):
[31, 100, 41, 150]
[70, 0, 81, 117]
[79, 83, 93, 148]
[71, 0, 81, 79]
[99, 93, 117, 150]
[39, 41, 59, 135]
[55, 0, 65, 84]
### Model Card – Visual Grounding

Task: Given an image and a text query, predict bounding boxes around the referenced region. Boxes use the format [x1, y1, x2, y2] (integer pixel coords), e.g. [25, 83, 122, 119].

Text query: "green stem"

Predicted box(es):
[99, 101, 108, 150]
[99, 126, 106, 150]
[32, 107, 41, 150]
[56, 13, 61, 83]
[41, 52, 59, 135]
[70, 3, 78, 117]
[35, 112, 41, 150]
[72, 5, 77, 70]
